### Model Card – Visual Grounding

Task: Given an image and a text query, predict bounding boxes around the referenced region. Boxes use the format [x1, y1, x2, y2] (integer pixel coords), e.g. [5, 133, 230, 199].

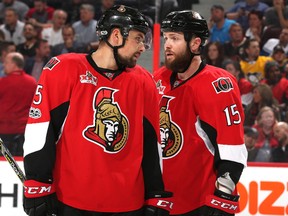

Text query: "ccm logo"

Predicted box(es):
[157, 200, 173, 209]
[210, 199, 238, 211]
[24, 186, 52, 194]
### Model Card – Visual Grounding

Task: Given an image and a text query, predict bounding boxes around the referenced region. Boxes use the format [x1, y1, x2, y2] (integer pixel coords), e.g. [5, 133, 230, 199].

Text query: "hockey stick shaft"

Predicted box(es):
[0, 138, 26, 183]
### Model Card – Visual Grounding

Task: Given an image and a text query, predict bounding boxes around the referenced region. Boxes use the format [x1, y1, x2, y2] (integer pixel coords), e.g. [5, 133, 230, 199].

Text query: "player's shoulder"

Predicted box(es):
[195, 64, 237, 92]
[44, 53, 86, 71]
[51, 53, 86, 62]
[200, 64, 234, 80]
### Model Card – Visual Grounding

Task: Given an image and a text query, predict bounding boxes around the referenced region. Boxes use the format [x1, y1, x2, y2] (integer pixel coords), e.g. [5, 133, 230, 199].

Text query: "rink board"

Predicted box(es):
[0, 159, 287, 216]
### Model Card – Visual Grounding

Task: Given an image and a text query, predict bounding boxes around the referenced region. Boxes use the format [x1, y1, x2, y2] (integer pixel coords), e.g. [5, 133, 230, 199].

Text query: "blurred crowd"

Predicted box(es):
[1, 0, 288, 163]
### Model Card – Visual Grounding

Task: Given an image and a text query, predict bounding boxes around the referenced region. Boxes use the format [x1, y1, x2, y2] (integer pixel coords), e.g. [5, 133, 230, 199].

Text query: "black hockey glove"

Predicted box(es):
[205, 189, 239, 216]
[144, 191, 173, 216]
[23, 180, 58, 216]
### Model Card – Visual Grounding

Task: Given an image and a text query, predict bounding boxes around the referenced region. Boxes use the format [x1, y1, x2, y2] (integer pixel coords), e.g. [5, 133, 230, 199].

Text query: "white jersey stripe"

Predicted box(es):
[218, 143, 248, 167]
[23, 122, 49, 157]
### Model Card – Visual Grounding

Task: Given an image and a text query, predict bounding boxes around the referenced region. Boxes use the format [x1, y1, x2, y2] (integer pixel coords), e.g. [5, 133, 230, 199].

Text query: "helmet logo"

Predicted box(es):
[83, 87, 129, 153]
[159, 96, 183, 159]
[117, 5, 126, 12]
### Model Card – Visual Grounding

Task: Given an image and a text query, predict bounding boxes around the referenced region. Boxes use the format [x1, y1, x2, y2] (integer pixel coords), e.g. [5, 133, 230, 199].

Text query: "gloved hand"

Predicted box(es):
[23, 180, 58, 216]
[205, 189, 239, 216]
[144, 191, 173, 216]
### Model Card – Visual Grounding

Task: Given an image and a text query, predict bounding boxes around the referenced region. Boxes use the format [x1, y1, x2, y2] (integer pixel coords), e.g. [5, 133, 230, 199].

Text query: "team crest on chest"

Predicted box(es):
[160, 96, 183, 158]
[83, 87, 129, 153]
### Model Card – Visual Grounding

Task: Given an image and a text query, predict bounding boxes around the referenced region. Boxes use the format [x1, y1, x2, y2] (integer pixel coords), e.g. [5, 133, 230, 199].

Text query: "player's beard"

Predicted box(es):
[165, 47, 192, 73]
[118, 52, 140, 68]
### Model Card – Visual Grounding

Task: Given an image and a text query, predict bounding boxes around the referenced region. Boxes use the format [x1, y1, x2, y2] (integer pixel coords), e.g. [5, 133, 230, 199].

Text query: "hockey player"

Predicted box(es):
[23, 5, 172, 216]
[154, 10, 248, 216]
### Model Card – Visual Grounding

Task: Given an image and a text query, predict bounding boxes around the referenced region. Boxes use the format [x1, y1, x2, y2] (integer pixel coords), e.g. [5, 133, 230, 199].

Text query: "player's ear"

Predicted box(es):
[109, 28, 123, 46]
[189, 37, 201, 52]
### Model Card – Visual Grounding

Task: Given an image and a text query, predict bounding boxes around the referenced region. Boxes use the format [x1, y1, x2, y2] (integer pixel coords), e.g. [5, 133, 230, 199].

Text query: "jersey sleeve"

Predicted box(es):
[194, 70, 247, 182]
[23, 55, 78, 182]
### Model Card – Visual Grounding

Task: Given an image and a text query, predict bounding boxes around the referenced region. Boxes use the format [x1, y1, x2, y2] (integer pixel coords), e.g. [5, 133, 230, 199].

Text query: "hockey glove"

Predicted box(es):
[205, 189, 239, 216]
[144, 191, 173, 216]
[205, 172, 239, 216]
[23, 180, 58, 216]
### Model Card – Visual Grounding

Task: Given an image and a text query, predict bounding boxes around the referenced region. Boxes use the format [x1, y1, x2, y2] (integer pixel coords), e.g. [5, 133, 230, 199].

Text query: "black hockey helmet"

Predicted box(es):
[161, 10, 209, 45]
[96, 5, 151, 48]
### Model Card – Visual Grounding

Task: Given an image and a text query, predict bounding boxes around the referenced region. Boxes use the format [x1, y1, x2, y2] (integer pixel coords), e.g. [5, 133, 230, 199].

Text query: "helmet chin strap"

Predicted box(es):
[105, 39, 127, 70]
[177, 43, 201, 74]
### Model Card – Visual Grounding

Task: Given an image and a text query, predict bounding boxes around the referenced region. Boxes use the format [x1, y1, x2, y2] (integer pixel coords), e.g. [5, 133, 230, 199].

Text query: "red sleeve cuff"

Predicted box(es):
[24, 180, 55, 198]
[145, 197, 173, 212]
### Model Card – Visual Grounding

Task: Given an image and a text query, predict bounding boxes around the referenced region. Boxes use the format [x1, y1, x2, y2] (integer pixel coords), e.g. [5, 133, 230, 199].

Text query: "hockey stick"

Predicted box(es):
[0, 138, 26, 183]
[0, 139, 58, 216]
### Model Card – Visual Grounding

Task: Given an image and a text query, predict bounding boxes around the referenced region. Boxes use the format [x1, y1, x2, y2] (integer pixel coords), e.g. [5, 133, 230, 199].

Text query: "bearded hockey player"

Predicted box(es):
[154, 10, 247, 216]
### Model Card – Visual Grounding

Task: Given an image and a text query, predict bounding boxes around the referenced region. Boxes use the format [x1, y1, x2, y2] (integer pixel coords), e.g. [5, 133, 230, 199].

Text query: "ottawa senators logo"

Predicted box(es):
[83, 87, 129, 153]
[160, 96, 183, 159]
[212, 77, 233, 94]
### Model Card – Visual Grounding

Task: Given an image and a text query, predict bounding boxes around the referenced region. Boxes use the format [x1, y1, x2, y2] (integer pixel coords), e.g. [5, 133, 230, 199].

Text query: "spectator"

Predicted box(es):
[208, 4, 236, 44]
[244, 126, 260, 162]
[245, 10, 266, 43]
[240, 38, 272, 84]
[24, 39, 51, 81]
[41, 9, 67, 47]
[94, 0, 115, 21]
[25, 0, 55, 29]
[72, 4, 99, 48]
[46, 0, 62, 9]
[0, 52, 37, 156]
[244, 83, 280, 126]
[223, 22, 247, 61]
[262, 27, 288, 55]
[0, 7, 25, 45]
[252, 106, 278, 162]
[222, 59, 253, 107]
[16, 22, 39, 59]
[226, 0, 269, 31]
[62, 0, 82, 24]
[272, 121, 288, 162]
[177, 0, 195, 10]
[264, 0, 288, 30]
[0, 41, 16, 77]
[0, 0, 29, 24]
[262, 60, 288, 119]
[51, 24, 87, 56]
[271, 44, 288, 71]
[202, 41, 225, 67]
[0, 29, 5, 41]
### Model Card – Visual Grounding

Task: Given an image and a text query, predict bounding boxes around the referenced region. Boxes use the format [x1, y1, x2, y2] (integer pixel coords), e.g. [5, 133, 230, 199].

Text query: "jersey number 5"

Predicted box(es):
[33, 84, 43, 105]
[223, 104, 241, 126]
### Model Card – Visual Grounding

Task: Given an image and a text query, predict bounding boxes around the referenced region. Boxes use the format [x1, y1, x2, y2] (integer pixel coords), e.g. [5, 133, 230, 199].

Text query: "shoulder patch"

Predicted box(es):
[43, 57, 60, 70]
[212, 77, 234, 94]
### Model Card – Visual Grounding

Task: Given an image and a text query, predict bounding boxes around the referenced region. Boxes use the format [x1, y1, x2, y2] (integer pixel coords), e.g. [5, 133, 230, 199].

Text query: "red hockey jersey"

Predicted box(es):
[154, 63, 247, 214]
[23, 53, 164, 212]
